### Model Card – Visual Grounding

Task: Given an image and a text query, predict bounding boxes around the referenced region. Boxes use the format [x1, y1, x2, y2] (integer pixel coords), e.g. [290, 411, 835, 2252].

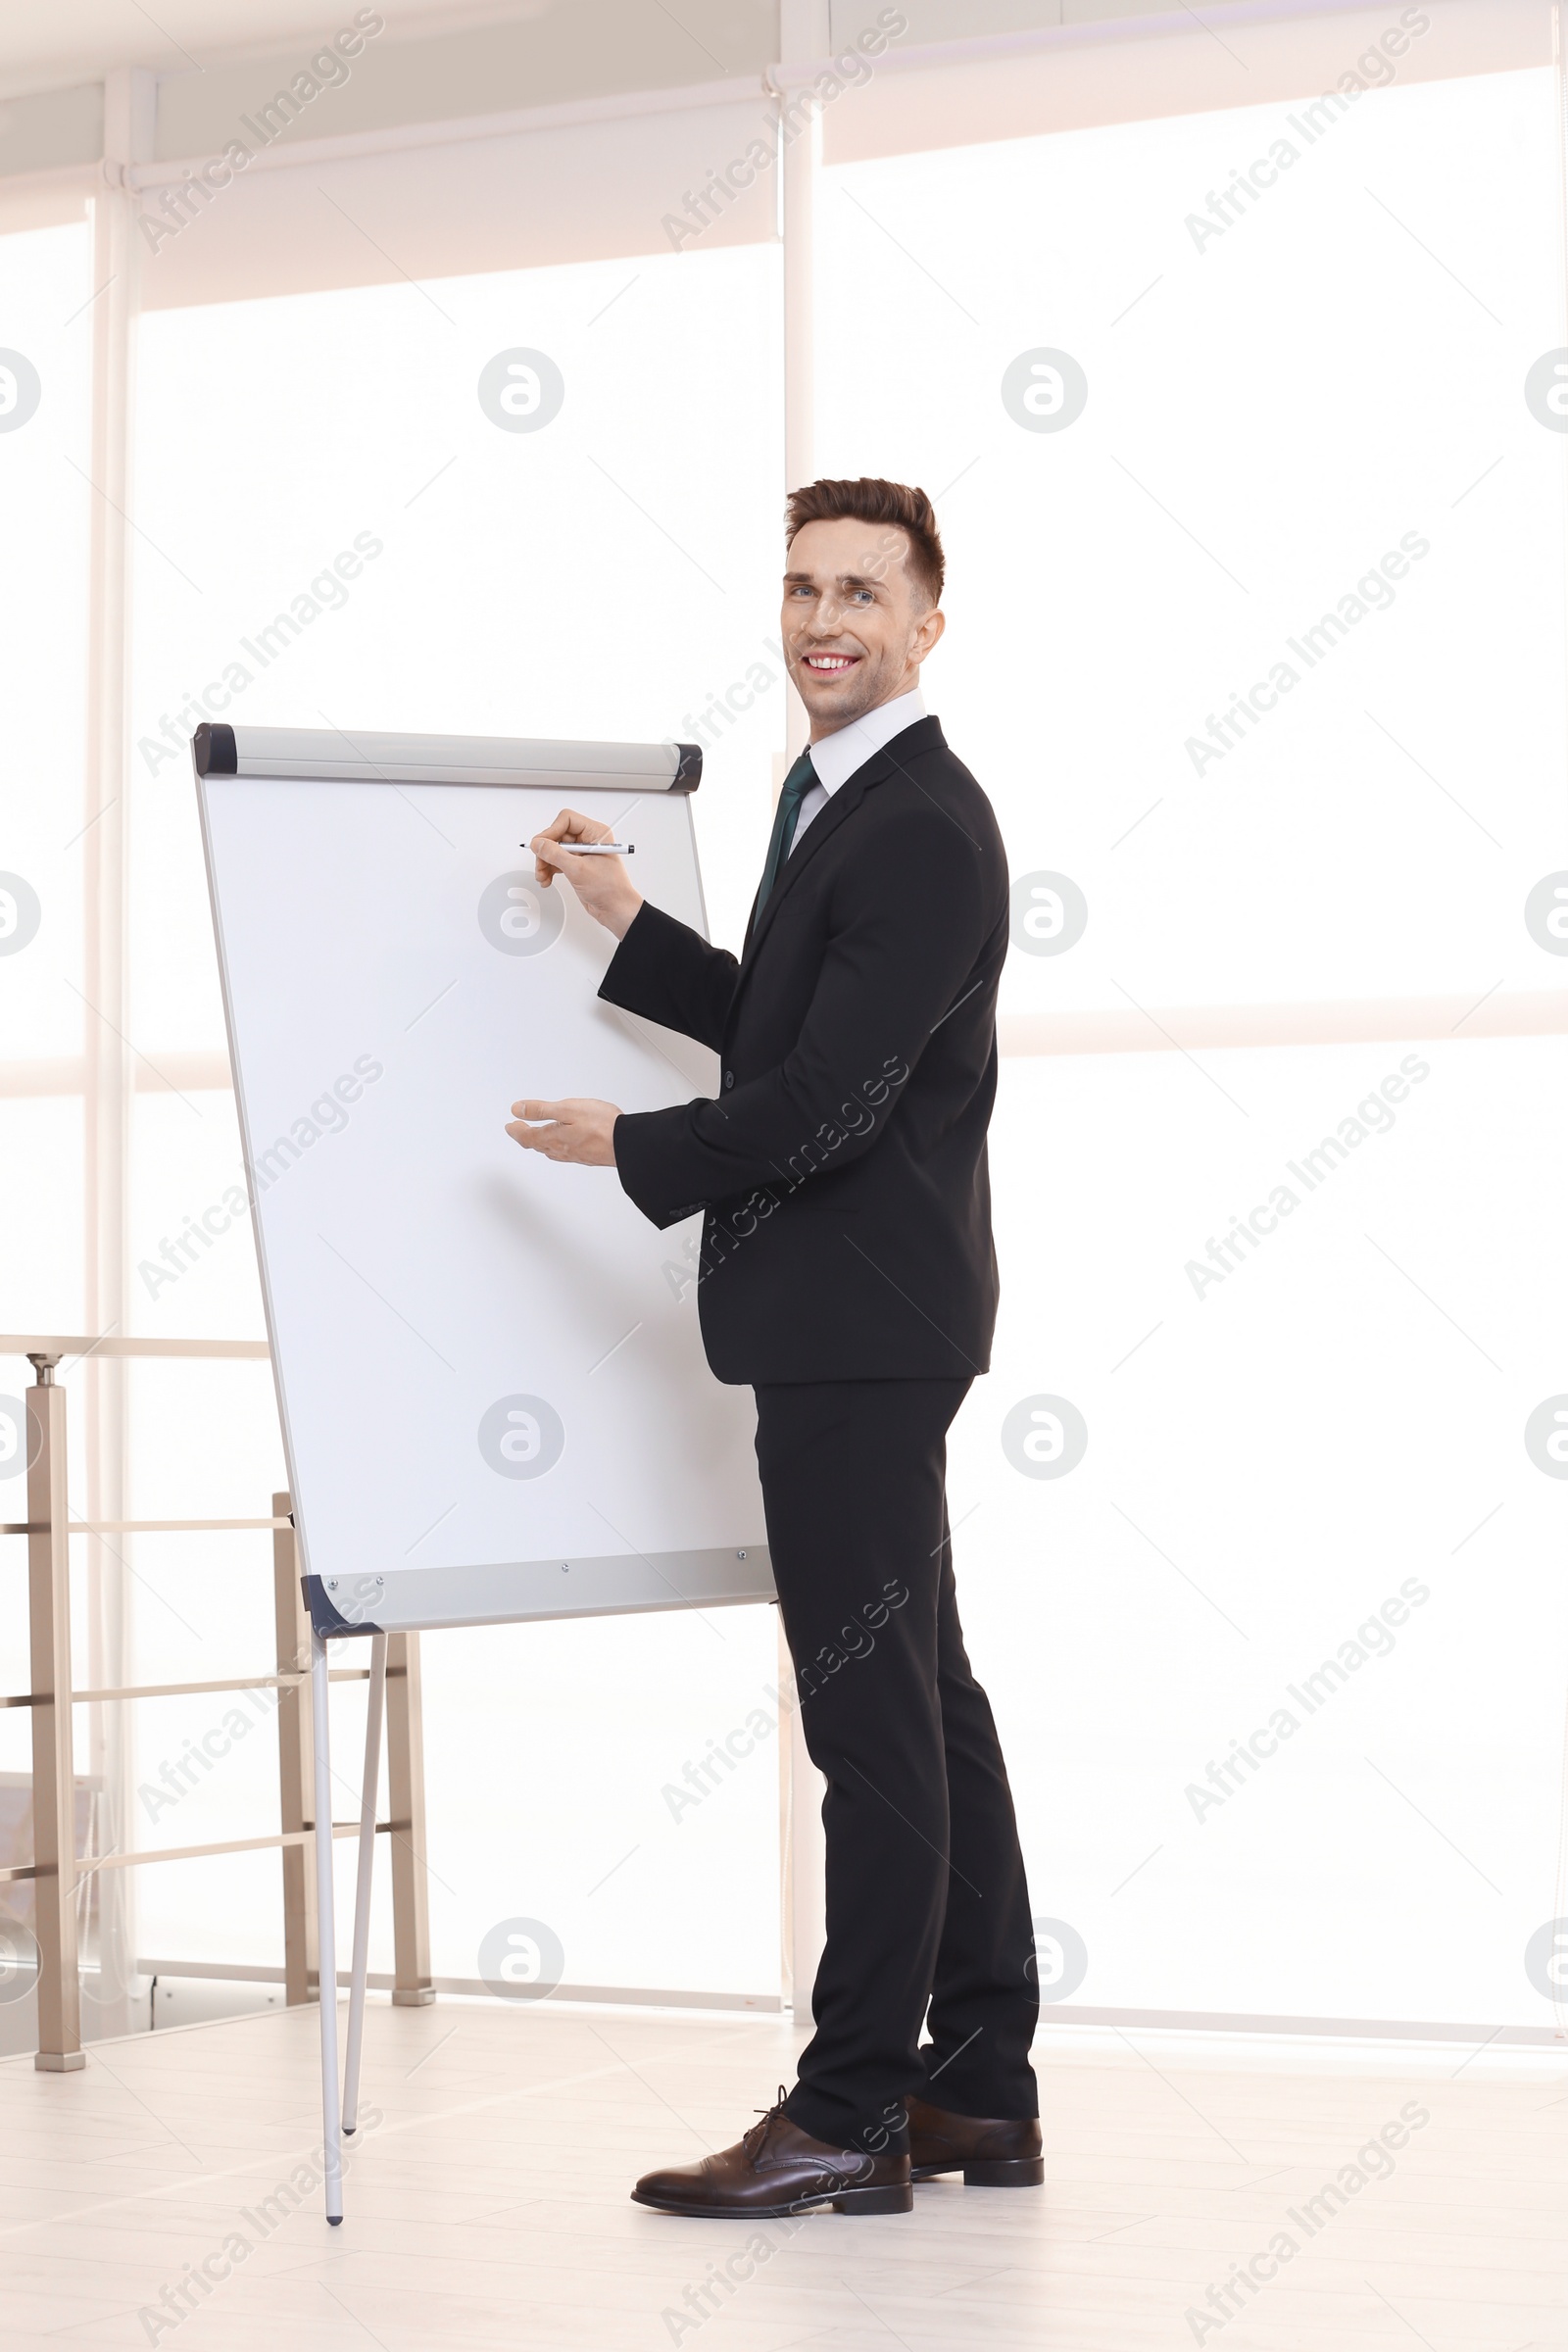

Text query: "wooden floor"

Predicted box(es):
[0, 1998, 1562, 2348]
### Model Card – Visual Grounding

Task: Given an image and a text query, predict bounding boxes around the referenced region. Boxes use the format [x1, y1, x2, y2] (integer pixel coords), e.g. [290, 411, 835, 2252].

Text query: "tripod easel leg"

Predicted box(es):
[343, 1632, 386, 2134]
[311, 1629, 344, 2224]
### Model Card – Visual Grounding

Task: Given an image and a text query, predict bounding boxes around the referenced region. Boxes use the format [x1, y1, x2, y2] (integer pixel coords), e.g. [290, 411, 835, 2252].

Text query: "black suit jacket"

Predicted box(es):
[601, 715, 1009, 1384]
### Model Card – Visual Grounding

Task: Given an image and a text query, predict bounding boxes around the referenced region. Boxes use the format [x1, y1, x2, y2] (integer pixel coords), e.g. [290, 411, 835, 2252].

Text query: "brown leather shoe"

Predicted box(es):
[631, 2087, 913, 2218]
[906, 2094, 1044, 2186]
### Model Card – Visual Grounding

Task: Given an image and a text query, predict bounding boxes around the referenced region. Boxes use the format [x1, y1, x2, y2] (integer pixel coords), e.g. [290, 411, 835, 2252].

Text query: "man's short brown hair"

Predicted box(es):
[785, 476, 945, 607]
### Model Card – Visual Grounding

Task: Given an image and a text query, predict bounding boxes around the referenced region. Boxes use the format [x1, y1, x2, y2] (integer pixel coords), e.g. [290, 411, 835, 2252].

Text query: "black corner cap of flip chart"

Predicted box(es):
[672, 742, 703, 792]
[303, 1574, 383, 1640]
[191, 722, 237, 776]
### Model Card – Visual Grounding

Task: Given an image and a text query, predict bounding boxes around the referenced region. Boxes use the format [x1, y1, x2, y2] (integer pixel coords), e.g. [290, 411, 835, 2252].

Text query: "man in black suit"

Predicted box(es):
[508, 478, 1040, 2219]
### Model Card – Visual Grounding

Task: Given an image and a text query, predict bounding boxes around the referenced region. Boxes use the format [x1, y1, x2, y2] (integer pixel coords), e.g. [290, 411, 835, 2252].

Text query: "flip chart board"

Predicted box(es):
[193, 723, 774, 1637]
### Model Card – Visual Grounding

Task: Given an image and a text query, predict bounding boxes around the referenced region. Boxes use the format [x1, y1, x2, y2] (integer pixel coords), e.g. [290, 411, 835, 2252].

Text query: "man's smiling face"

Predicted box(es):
[781, 514, 945, 740]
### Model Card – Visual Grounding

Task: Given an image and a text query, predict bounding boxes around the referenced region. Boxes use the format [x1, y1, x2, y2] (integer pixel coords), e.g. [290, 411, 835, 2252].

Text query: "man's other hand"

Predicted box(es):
[506, 1098, 621, 1166]
[531, 809, 644, 940]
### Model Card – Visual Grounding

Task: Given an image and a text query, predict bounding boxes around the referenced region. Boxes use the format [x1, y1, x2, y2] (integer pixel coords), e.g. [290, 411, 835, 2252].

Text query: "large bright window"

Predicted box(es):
[0, 203, 100, 2038]
[819, 40, 1568, 2029]
[127, 209, 787, 1998]
[7, 3, 1565, 2040]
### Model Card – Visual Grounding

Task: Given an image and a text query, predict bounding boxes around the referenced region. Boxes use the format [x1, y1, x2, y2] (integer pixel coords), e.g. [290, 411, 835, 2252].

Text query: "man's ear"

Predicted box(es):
[911, 606, 946, 663]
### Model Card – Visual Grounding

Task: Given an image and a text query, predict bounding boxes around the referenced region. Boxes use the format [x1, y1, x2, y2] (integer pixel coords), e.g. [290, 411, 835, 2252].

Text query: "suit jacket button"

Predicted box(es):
[723, 1070, 734, 1090]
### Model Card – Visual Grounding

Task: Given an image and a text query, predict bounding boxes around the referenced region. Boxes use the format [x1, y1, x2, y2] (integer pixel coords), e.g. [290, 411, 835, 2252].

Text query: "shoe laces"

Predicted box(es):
[742, 2084, 790, 2159]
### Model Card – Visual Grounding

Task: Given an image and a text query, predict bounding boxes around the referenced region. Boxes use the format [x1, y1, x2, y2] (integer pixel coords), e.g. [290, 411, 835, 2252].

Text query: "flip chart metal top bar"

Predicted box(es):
[191, 723, 703, 791]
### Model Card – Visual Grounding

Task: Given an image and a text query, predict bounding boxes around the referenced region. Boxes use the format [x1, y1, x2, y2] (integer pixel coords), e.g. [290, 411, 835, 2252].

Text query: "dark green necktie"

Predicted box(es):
[757, 750, 817, 909]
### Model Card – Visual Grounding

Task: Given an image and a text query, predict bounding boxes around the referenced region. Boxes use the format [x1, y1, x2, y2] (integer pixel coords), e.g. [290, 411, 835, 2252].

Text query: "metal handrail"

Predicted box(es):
[0, 1335, 270, 1359]
[0, 1822, 393, 1885]
[1, 1333, 433, 2067]
[3, 1518, 288, 1535]
[0, 1668, 373, 1707]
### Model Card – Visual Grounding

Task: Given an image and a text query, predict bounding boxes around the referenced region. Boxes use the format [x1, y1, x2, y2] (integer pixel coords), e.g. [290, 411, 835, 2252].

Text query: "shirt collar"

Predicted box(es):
[808, 685, 927, 797]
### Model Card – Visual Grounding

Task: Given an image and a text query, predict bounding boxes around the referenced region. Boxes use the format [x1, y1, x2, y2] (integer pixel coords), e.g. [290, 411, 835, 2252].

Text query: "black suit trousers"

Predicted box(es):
[755, 1377, 1040, 2153]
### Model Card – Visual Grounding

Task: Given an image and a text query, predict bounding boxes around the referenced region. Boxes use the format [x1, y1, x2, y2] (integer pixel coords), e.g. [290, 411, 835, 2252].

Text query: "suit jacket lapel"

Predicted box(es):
[738, 716, 946, 970]
[740, 767, 868, 965]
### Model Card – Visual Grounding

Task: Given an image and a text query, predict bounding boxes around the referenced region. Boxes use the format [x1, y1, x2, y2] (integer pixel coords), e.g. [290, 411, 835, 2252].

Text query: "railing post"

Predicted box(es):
[385, 1632, 434, 2005]
[27, 1356, 83, 2072]
[272, 1492, 318, 2005]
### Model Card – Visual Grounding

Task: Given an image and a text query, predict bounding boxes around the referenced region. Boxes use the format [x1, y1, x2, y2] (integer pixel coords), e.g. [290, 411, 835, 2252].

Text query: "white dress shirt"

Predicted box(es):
[789, 684, 927, 853]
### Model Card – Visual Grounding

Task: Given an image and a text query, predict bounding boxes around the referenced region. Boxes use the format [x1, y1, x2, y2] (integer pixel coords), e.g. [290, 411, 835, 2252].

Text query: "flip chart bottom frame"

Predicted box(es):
[308, 1560, 777, 2224]
[303, 1546, 776, 1638]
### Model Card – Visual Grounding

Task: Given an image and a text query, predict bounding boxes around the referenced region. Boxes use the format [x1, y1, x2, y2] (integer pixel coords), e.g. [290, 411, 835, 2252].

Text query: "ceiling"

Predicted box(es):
[0, 0, 596, 102]
[0, 0, 798, 165]
[0, 2, 1231, 122]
